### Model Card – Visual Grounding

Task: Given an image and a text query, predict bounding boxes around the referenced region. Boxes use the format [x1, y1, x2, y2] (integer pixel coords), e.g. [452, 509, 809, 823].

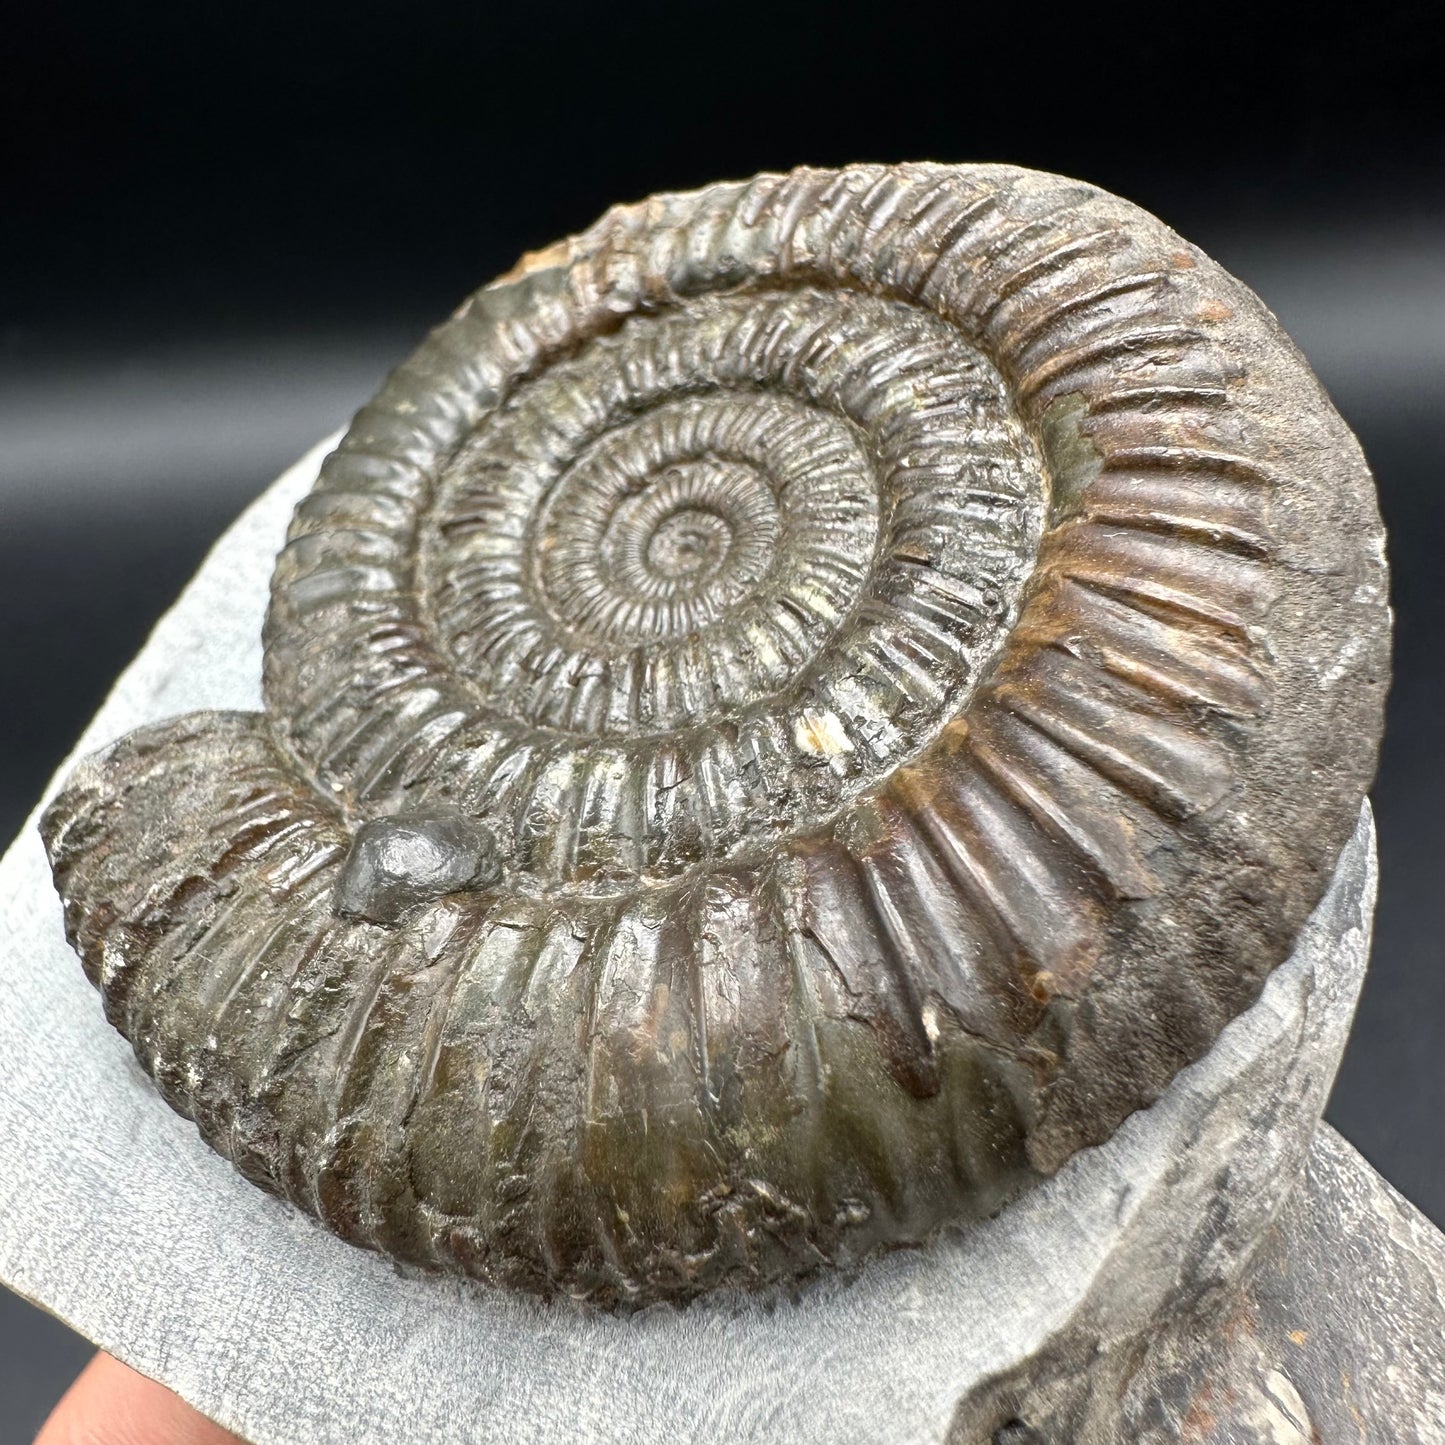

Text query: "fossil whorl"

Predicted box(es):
[41, 164, 1389, 1304]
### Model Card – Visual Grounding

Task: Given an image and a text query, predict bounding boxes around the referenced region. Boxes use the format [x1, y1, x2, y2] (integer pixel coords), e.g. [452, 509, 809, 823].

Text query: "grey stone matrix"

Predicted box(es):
[0, 439, 1434, 1442]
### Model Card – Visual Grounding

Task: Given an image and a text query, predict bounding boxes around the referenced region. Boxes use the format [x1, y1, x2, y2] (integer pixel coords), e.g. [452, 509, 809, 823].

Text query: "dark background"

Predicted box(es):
[2, 3, 1441, 1437]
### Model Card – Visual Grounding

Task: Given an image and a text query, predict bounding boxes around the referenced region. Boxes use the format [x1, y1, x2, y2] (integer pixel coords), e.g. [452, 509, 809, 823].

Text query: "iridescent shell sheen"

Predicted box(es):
[41, 164, 1389, 1304]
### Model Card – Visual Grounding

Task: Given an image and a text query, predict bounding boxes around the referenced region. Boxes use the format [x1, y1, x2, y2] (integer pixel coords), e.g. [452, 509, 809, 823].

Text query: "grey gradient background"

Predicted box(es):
[2, 3, 1441, 1438]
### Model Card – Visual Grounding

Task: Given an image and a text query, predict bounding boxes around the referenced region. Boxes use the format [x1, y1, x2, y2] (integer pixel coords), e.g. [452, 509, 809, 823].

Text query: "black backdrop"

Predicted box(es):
[2, 3, 1441, 1437]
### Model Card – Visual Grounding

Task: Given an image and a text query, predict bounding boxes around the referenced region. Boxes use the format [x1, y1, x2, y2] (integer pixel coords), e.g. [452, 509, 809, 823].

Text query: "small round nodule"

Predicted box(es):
[40, 162, 1390, 1305]
[332, 816, 502, 925]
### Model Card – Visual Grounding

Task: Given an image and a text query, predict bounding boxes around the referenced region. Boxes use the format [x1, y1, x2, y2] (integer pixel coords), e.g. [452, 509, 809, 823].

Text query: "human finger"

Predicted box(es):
[35, 1351, 243, 1445]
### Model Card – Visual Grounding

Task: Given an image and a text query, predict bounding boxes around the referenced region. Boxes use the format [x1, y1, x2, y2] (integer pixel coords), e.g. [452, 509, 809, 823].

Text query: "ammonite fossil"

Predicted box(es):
[42, 163, 1389, 1305]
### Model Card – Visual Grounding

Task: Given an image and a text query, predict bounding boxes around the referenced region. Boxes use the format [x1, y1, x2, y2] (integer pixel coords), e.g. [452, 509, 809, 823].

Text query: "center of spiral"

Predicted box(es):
[644, 507, 731, 586]
[589, 456, 772, 625]
[536, 438, 788, 648]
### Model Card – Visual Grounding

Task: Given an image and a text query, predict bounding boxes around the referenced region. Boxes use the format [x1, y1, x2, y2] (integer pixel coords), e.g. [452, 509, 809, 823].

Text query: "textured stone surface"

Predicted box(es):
[2, 437, 1439, 1441]
[1224, 1127, 1445, 1444]
[36, 165, 1392, 1303]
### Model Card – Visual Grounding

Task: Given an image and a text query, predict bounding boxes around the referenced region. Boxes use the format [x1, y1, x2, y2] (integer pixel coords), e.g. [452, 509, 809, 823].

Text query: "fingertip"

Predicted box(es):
[36, 1352, 242, 1445]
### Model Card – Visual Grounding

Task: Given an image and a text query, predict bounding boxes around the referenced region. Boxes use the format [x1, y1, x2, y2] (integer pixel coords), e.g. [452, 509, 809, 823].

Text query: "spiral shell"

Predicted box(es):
[41, 164, 1389, 1304]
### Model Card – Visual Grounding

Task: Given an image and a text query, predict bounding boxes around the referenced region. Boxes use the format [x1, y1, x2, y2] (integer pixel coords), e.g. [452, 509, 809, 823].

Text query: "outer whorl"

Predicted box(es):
[42, 164, 1389, 1304]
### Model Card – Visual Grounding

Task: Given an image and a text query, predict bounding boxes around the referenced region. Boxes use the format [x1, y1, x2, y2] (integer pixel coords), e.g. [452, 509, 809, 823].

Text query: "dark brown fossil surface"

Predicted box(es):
[41, 163, 1389, 1305]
